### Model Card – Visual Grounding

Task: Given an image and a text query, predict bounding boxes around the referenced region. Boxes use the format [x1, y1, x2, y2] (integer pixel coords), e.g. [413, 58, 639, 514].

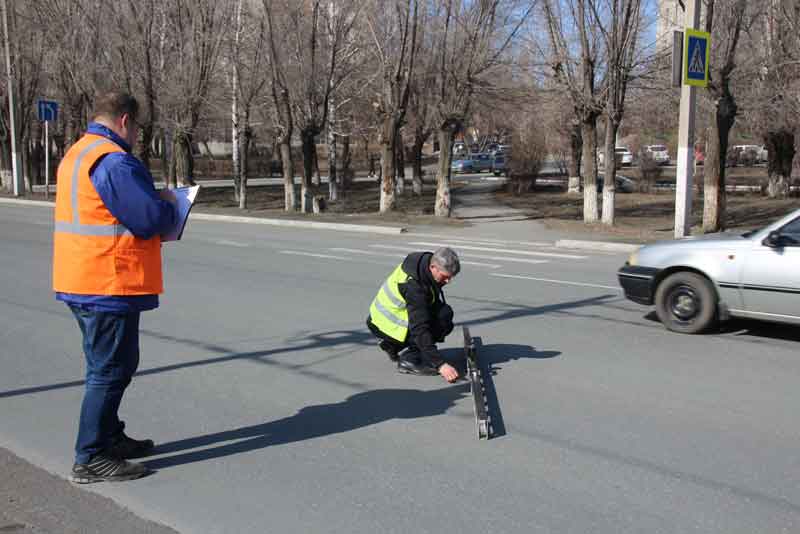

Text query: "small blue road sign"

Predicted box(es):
[683, 29, 710, 87]
[38, 100, 58, 122]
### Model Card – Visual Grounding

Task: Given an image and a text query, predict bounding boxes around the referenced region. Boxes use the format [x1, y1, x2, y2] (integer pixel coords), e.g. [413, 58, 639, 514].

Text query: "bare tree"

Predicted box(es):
[160, 0, 231, 188]
[544, 0, 605, 223]
[263, 0, 359, 213]
[1, 1, 46, 191]
[753, 0, 799, 198]
[230, 0, 270, 209]
[701, 0, 750, 232]
[365, 0, 420, 213]
[430, 0, 534, 217]
[594, 0, 643, 226]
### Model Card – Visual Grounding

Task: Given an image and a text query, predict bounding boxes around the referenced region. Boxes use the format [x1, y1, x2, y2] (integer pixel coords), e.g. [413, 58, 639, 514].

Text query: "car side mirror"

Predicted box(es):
[763, 230, 784, 248]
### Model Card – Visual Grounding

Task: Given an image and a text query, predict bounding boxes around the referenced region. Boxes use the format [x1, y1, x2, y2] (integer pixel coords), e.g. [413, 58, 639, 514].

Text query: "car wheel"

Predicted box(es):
[654, 271, 717, 334]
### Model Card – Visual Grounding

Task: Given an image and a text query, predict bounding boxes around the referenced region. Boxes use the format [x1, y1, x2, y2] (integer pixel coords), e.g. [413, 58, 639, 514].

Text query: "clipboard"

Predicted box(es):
[162, 185, 200, 242]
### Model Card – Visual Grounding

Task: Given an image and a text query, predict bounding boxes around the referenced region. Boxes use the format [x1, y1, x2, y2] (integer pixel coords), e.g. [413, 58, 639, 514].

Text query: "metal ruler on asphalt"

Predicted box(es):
[463, 326, 491, 440]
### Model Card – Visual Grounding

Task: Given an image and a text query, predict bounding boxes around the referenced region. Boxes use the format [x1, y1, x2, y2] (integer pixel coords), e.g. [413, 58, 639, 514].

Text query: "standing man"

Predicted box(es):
[367, 248, 460, 383]
[53, 92, 177, 483]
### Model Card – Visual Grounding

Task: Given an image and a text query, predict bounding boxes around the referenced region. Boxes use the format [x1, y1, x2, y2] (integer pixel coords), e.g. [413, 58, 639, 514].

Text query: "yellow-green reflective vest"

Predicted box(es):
[369, 263, 434, 342]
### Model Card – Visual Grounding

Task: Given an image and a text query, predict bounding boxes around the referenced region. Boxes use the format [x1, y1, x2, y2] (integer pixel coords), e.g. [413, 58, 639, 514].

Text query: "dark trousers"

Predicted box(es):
[367, 304, 454, 353]
[69, 305, 141, 464]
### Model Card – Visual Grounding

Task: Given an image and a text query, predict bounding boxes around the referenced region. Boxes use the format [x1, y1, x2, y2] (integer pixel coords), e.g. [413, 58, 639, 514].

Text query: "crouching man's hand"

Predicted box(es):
[438, 363, 459, 383]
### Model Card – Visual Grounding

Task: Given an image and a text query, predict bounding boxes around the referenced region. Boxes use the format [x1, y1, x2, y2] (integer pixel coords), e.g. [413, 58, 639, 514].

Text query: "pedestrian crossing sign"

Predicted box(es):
[683, 29, 710, 87]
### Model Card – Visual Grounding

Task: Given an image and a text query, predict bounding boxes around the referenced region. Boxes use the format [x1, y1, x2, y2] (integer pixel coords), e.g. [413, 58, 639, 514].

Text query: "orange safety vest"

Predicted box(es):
[52, 133, 163, 295]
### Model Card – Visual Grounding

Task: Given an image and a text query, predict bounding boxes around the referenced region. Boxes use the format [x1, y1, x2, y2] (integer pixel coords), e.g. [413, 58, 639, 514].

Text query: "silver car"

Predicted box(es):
[618, 208, 800, 333]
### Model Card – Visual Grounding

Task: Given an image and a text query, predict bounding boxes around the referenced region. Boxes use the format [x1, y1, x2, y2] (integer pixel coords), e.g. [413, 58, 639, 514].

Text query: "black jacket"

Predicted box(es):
[397, 252, 447, 367]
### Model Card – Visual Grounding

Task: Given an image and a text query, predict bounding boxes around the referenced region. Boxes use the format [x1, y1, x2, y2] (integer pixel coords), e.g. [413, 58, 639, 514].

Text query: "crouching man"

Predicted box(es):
[367, 247, 460, 383]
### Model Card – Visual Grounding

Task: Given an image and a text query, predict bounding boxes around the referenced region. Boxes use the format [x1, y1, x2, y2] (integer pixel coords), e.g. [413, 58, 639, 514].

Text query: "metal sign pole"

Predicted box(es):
[674, 0, 702, 238]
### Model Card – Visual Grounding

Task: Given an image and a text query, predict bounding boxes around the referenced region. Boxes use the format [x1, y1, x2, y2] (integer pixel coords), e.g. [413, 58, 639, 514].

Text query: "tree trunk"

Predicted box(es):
[300, 130, 316, 213]
[232, 73, 241, 204]
[340, 134, 352, 197]
[580, 118, 599, 223]
[434, 127, 455, 217]
[379, 117, 398, 213]
[567, 121, 582, 194]
[412, 129, 425, 196]
[764, 129, 795, 198]
[395, 131, 405, 195]
[240, 121, 252, 210]
[601, 120, 617, 225]
[163, 126, 175, 189]
[703, 96, 735, 232]
[173, 130, 195, 186]
[328, 130, 338, 202]
[279, 139, 296, 211]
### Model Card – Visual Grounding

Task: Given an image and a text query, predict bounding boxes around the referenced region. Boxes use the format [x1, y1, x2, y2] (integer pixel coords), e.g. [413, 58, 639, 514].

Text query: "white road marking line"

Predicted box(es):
[280, 250, 353, 260]
[490, 273, 620, 290]
[404, 241, 588, 259]
[214, 240, 250, 247]
[366, 244, 549, 265]
[329, 248, 501, 268]
[408, 232, 551, 247]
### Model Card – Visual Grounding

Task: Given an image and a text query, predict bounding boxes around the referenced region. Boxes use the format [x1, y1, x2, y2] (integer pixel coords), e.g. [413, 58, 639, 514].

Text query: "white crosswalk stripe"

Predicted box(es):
[329, 248, 501, 268]
[368, 244, 549, 265]
[491, 273, 620, 290]
[404, 241, 587, 259]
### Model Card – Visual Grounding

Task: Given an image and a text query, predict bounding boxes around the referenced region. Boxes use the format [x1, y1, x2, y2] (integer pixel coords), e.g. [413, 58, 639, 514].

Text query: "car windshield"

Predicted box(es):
[650, 145, 666, 151]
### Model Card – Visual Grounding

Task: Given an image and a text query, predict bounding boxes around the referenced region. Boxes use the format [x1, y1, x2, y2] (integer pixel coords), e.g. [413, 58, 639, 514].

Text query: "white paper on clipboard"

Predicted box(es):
[162, 185, 200, 242]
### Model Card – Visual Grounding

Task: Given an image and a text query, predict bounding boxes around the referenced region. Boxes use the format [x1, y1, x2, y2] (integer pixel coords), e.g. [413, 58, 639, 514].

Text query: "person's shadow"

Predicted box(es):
[438, 338, 561, 439]
[144, 385, 467, 470]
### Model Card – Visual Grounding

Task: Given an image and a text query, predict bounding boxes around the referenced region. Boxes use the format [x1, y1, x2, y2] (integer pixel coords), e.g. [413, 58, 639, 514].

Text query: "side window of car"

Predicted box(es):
[779, 217, 800, 246]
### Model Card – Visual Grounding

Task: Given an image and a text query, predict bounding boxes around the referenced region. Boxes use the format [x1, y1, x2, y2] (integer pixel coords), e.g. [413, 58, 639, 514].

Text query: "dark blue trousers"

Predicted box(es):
[69, 305, 140, 464]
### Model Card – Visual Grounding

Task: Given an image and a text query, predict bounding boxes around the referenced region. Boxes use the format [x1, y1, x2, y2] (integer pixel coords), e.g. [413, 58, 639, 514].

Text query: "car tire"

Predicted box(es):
[654, 271, 717, 334]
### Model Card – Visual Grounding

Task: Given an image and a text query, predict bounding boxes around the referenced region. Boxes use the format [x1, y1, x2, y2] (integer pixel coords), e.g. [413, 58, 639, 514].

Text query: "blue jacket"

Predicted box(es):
[56, 123, 176, 312]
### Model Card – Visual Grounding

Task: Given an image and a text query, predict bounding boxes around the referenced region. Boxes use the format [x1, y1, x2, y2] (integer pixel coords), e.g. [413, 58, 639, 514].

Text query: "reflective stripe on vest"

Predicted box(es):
[369, 264, 410, 341]
[53, 134, 163, 295]
[369, 263, 435, 342]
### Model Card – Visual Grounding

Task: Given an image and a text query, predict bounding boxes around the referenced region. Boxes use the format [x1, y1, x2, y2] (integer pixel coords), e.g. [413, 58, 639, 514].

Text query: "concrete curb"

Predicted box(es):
[555, 239, 640, 253]
[0, 197, 407, 236]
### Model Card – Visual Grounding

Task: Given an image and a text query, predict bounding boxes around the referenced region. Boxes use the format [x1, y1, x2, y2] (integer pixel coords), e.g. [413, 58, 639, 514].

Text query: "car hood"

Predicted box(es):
[653, 232, 750, 248]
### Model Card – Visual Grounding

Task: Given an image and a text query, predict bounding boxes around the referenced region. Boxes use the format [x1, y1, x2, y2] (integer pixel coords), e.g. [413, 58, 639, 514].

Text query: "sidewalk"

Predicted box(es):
[0, 184, 642, 251]
[0, 447, 178, 533]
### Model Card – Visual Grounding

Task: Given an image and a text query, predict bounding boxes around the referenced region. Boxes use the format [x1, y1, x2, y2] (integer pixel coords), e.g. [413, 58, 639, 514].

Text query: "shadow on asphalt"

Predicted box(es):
[142, 385, 467, 469]
[439, 339, 561, 440]
[644, 311, 800, 343]
[0, 294, 602, 399]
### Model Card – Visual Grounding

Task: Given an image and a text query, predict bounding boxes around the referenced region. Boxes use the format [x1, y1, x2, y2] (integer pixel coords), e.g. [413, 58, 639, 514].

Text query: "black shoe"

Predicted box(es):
[70, 454, 151, 484]
[106, 432, 155, 459]
[397, 358, 439, 376]
[379, 340, 400, 362]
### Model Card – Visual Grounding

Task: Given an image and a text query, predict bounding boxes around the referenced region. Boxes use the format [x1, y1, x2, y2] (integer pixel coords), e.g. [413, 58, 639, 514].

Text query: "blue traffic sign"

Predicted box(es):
[38, 99, 58, 122]
[683, 29, 710, 87]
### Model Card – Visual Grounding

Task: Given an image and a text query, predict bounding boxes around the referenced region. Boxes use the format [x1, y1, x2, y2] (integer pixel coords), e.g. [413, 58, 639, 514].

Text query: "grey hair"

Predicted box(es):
[431, 247, 460, 276]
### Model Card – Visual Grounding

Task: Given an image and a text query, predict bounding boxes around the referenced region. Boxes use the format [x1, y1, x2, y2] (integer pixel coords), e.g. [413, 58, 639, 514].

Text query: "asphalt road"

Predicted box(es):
[2, 204, 800, 533]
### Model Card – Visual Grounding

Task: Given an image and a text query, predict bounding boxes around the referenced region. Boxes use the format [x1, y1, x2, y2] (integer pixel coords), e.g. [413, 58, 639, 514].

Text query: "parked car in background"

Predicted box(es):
[491, 152, 508, 176]
[451, 157, 475, 174]
[471, 153, 494, 173]
[758, 145, 769, 163]
[597, 174, 635, 193]
[598, 146, 634, 167]
[618, 207, 800, 334]
[730, 144, 762, 167]
[643, 144, 670, 165]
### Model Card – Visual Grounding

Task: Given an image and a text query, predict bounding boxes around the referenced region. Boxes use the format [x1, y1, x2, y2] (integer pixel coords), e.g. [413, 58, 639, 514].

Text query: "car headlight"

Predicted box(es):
[627, 251, 638, 266]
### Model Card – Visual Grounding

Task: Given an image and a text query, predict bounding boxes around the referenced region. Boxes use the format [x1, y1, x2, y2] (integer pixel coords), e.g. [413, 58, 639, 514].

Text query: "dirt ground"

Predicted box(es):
[494, 183, 800, 243]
